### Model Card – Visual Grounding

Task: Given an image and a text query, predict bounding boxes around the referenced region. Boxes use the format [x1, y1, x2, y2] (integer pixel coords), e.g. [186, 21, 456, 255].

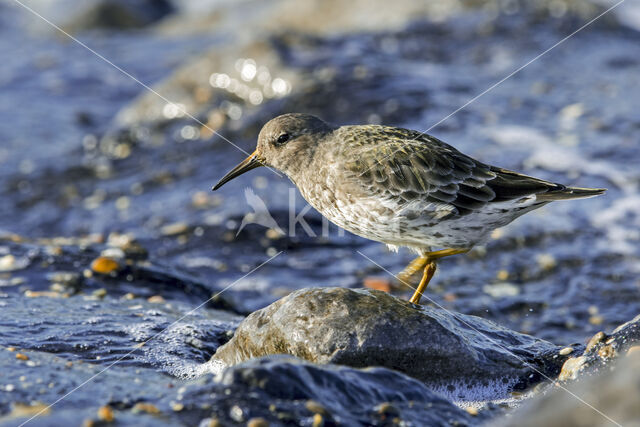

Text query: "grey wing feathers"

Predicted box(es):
[343, 126, 603, 217]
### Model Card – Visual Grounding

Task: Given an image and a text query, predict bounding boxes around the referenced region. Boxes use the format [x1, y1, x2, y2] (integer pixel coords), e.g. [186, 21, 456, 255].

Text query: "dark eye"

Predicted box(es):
[275, 133, 290, 145]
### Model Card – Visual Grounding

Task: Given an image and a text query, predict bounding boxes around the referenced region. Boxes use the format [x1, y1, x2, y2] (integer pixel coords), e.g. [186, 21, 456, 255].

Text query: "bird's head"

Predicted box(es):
[212, 113, 334, 190]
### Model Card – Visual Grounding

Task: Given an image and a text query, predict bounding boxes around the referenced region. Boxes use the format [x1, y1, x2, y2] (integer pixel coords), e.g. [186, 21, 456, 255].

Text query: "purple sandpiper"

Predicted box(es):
[213, 113, 606, 304]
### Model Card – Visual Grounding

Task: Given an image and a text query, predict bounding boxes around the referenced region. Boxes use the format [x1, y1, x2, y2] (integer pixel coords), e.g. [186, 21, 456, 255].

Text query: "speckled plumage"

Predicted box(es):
[240, 113, 605, 255]
[214, 113, 605, 259]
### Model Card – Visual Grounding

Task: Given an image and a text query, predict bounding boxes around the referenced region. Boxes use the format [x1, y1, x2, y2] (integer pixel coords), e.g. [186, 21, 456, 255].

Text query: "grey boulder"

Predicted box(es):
[212, 287, 567, 399]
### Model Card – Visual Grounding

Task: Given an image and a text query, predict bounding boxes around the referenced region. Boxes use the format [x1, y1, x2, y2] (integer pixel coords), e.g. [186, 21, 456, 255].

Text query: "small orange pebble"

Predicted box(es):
[132, 402, 160, 415]
[363, 277, 392, 293]
[247, 417, 269, 427]
[97, 405, 114, 422]
[16, 353, 29, 361]
[90, 257, 120, 274]
[312, 413, 324, 427]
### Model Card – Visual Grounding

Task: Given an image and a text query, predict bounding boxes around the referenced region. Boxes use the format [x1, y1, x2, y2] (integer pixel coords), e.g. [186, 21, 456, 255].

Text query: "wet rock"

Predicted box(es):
[212, 288, 566, 399]
[176, 356, 478, 426]
[0, 349, 175, 426]
[64, 0, 175, 31]
[0, 350, 476, 426]
[557, 313, 640, 382]
[502, 349, 640, 427]
[0, 293, 241, 377]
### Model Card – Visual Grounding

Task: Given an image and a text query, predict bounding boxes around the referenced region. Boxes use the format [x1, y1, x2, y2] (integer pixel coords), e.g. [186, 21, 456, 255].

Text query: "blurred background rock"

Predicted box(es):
[0, 0, 639, 425]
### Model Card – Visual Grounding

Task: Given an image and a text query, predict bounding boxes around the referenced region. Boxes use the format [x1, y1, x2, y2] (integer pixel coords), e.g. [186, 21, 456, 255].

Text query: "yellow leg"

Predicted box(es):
[403, 248, 469, 305]
[425, 248, 470, 261]
[397, 255, 429, 283]
[409, 262, 437, 304]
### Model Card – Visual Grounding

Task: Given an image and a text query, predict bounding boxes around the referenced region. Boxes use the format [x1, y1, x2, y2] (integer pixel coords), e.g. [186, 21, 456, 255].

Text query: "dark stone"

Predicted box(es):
[212, 287, 566, 398]
[175, 356, 478, 426]
[66, 0, 175, 30]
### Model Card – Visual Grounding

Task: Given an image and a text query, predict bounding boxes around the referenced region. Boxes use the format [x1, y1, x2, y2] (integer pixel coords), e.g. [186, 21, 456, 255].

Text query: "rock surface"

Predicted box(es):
[557, 313, 640, 382]
[499, 314, 640, 427]
[503, 348, 640, 427]
[0, 350, 477, 426]
[181, 356, 479, 426]
[213, 287, 568, 399]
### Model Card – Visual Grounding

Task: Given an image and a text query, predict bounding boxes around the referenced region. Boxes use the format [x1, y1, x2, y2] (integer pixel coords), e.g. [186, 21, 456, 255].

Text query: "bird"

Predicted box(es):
[213, 113, 606, 305]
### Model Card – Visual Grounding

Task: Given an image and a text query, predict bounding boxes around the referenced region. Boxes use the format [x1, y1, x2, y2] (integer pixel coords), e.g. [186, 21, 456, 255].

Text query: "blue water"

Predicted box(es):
[1, 0, 639, 425]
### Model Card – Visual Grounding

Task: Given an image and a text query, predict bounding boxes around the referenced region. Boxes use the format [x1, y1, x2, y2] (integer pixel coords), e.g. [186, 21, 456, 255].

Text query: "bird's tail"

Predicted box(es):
[536, 186, 606, 202]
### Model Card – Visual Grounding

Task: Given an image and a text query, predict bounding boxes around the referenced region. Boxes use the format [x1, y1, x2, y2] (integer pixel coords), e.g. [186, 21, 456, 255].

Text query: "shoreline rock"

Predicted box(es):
[212, 287, 569, 400]
[502, 328, 640, 427]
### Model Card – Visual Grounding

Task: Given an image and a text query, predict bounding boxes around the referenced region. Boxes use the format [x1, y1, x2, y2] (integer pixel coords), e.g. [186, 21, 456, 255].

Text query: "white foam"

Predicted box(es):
[430, 376, 520, 404]
[592, 194, 640, 255]
[486, 125, 637, 193]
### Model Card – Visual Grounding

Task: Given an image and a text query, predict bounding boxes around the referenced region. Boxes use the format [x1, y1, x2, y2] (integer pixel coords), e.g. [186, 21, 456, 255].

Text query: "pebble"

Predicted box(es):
[465, 406, 479, 416]
[312, 413, 324, 427]
[376, 402, 399, 416]
[496, 269, 509, 281]
[247, 417, 269, 427]
[97, 405, 114, 422]
[589, 315, 604, 325]
[47, 271, 82, 288]
[192, 191, 220, 208]
[230, 405, 244, 422]
[15, 353, 29, 361]
[363, 277, 392, 293]
[132, 402, 160, 414]
[25, 290, 65, 298]
[536, 253, 556, 271]
[558, 356, 587, 381]
[147, 295, 165, 303]
[92, 289, 107, 299]
[559, 347, 573, 356]
[0, 276, 25, 287]
[0, 255, 16, 271]
[305, 400, 327, 415]
[101, 248, 125, 259]
[161, 222, 190, 236]
[9, 403, 50, 418]
[119, 242, 148, 260]
[90, 257, 120, 274]
[586, 331, 606, 352]
[483, 282, 519, 298]
[598, 345, 616, 359]
[265, 228, 282, 239]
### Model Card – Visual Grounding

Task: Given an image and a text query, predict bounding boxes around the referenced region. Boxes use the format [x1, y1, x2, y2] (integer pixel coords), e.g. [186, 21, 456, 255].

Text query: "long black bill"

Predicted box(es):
[212, 151, 263, 190]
